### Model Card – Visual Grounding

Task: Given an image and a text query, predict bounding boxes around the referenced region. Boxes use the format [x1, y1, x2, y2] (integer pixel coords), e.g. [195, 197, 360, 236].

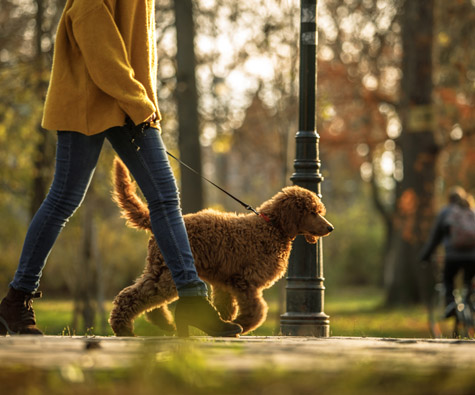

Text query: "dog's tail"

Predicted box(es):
[112, 157, 151, 231]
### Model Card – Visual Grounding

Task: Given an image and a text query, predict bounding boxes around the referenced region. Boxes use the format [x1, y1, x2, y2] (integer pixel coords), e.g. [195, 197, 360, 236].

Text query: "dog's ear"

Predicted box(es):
[257, 189, 296, 238]
[258, 186, 318, 239]
[304, 234, 319, 244]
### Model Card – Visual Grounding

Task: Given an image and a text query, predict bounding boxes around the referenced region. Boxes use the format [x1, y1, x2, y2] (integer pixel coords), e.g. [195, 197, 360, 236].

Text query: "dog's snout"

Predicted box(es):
[327, 225, 334, 232]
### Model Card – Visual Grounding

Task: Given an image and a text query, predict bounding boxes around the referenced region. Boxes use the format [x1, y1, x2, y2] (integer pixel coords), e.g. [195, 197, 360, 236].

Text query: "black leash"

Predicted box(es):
[125, 118, 268, 221]
[166, 151, 264, 217]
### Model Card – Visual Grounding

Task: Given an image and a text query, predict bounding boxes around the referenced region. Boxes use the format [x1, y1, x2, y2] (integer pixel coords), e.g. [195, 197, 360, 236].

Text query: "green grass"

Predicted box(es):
[326, 287, 430, 338]
[33, 287, 432, 338]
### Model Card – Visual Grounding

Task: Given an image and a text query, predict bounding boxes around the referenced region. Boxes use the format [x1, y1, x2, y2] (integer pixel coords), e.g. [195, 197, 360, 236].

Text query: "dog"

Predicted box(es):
[109, 158, 334, 336]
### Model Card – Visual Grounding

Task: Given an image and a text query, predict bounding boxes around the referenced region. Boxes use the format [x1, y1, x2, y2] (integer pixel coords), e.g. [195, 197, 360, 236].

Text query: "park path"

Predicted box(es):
[0, 335, 474, 374]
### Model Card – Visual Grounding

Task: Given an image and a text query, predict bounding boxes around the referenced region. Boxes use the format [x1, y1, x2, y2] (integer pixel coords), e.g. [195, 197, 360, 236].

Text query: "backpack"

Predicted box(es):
[447, 205, 475, 250]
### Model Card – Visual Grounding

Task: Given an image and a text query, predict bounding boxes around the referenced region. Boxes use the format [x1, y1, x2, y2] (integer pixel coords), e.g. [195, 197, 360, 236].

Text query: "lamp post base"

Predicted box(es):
[280, 312, 330, 337]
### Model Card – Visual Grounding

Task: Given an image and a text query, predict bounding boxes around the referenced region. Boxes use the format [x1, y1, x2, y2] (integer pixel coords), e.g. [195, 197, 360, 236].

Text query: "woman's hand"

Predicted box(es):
[146, 113, 157, 123]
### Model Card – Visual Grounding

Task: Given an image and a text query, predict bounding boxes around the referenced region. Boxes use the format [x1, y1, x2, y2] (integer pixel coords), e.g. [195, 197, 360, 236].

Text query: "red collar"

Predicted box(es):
[259, 213, 271, 223]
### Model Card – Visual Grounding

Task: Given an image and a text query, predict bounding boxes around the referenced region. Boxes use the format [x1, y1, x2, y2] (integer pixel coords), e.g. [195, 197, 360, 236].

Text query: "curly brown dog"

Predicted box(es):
[109, 158, 334, 336]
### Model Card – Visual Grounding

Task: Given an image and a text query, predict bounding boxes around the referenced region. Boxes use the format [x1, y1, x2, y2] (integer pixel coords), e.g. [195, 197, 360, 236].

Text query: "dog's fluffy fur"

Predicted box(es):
[109, 158, 333, 336]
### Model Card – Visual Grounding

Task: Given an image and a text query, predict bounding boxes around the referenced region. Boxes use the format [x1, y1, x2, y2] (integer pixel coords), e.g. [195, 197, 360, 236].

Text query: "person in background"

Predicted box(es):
[420, 186, 475, 317]
[0, 0, 242, 337]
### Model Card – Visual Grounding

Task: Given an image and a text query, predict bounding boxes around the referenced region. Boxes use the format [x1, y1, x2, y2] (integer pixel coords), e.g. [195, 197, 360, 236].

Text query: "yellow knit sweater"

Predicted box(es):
[42, 0, 160, 135]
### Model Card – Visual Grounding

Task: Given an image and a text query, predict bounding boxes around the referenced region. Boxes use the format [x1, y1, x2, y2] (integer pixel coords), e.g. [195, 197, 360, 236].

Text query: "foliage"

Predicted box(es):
[314, 0, 474, 305]
[324, 185, 386, 287]
[0, 205, 28, 289]
[0, 1, 473, 309]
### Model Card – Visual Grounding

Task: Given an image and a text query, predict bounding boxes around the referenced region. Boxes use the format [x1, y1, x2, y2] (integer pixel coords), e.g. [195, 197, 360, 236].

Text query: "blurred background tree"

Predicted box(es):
[383, 0, 436, 306]
[174, 0, 204, 213]
[0, 0, 473, 332]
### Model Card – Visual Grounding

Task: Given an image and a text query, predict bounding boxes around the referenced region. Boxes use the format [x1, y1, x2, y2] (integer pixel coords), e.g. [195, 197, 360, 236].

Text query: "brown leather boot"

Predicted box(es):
[175, 296, 242, 337]
[0, 287, 43, 335]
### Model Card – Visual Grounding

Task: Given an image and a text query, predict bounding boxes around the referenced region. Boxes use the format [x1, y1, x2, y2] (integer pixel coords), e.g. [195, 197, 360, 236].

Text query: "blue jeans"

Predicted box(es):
[11, 126, 207, 297]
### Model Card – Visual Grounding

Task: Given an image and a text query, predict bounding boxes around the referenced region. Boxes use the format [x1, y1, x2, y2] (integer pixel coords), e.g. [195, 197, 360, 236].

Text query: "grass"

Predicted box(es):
[326, 287, 430, 338]
[33, 287, 432, 338]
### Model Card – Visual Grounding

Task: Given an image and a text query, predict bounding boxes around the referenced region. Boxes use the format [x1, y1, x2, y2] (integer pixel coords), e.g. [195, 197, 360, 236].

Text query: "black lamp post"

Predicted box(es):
[280, 0, 329, 337]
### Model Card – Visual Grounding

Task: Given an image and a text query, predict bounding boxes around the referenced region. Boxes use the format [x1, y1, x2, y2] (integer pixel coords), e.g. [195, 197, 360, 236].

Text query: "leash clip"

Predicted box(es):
[246, 205, 260, 216]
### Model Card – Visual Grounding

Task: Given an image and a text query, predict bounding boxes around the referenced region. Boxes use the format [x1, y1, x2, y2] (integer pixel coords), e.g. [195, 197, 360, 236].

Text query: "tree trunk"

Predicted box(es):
[173, 0, 203, 213]
[30, 0, 55, 218]
[384, 0, 438, 306]
[72, 192, 97, 333]
[82, 194, 97, 331]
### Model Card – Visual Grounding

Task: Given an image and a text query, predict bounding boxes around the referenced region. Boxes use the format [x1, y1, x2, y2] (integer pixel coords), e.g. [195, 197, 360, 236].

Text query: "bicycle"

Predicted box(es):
[429, 281, 475, 339]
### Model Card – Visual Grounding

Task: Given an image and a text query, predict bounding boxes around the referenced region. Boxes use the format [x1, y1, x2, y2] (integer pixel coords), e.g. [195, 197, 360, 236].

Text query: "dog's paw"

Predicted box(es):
[145, 309, 176, 332]
[111, 324, 136, 337]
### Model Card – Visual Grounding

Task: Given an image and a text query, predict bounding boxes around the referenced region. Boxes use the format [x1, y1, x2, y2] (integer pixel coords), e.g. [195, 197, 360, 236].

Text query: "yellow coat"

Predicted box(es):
[42, 0, 160, 135]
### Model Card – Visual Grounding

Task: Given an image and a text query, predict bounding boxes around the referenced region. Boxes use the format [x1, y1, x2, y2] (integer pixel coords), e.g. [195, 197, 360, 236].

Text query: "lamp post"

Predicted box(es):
[280, 0, 329, 337]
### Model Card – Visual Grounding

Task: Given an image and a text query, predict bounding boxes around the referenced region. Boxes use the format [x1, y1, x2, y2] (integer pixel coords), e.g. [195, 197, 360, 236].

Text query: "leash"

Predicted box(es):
[166, 151, 270, 222]
[125, 118, 270, 222]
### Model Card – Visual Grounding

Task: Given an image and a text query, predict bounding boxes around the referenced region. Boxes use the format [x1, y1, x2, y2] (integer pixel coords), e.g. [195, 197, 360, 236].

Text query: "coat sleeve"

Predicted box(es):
[69, 4, 156, 125]
[419, 209, 447, 262]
